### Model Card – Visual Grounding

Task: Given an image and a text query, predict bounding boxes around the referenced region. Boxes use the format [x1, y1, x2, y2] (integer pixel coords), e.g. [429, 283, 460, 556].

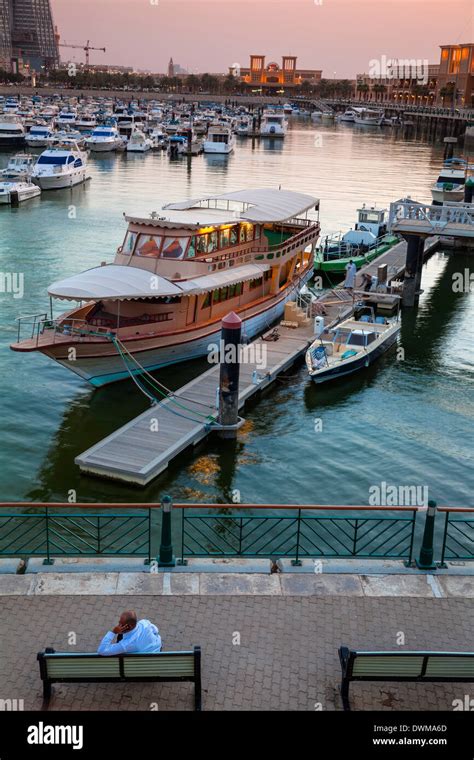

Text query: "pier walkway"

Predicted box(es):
[77, 321, 319, 485]
[355, 235, 440, 288]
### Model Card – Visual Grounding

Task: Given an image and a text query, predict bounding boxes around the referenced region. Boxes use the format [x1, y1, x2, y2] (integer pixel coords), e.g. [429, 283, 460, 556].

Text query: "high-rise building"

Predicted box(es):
[0, 0, 59, 73]
[168, 57, 174, 77]
[0, 0, 13, 70]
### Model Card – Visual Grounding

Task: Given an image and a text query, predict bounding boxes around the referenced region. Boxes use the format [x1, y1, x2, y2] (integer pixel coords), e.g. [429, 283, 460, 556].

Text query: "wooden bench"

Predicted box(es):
[339, 646, 474, 710]
[37, 646, 202, 711]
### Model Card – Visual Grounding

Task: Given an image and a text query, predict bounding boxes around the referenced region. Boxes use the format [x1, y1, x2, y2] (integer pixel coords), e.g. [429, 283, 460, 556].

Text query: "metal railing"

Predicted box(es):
[177, 504, 417, 565]
[389, 200, 474, 236]
[439, 508, 474, 566]
[0, 506, 152, 563]
[15, 314, 113, 347]
[0, 502, 473, 568]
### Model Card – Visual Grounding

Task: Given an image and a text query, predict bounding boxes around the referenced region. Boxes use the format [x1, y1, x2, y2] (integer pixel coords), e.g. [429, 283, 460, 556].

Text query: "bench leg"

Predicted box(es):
[194, 681, 202, 711]
[43, 680, 52, 703]
[340, 678, 351, 711]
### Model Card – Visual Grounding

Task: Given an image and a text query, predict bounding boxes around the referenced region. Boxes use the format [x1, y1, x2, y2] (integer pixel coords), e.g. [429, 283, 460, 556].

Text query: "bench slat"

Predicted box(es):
[352, 656, 424, 677]
[123, 656, 195, 678]
[46, 660, 121, 678]
[425, 658, 474, 678]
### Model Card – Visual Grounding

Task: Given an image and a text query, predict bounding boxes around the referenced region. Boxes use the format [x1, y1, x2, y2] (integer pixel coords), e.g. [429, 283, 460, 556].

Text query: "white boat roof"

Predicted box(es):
[48, 263, 270, 301]
[126, 188, 319, 229]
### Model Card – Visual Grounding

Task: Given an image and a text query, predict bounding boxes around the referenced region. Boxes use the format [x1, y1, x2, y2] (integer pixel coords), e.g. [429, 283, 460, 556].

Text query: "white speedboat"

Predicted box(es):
[86, 126, 124, 152]
[260, 110, 288, 137]
[431, 158, 470, 205]
[353, 108, 384, 126]
[0, 178, 41, 205]
[149, 127, 167, 150]
[76, 114, 97, 132]
[126, 127, 152, 152]
[26, 125, 55, 147]
[0, 152, 35, 179]
[0, 115, 26, 147]
[306, 311, 400, 384]
[236, 117, 251, 136]
[31, 141, 90, 190]
[203, 124, 236, 154]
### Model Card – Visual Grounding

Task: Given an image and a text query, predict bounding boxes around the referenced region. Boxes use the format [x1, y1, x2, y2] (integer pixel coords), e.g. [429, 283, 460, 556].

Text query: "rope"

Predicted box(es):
[110, 336, 216, 425]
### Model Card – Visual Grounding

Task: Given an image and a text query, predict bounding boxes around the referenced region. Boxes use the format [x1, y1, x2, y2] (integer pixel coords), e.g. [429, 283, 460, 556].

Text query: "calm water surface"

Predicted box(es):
[0, 121, 473, 506]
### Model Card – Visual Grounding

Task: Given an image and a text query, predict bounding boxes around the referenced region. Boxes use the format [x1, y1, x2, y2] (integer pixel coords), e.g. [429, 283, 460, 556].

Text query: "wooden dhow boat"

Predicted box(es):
[11, 188, 320, 386]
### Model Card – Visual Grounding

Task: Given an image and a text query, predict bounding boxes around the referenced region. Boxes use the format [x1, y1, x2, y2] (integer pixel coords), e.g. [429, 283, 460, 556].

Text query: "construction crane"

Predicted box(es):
[59, 40, 106, 67]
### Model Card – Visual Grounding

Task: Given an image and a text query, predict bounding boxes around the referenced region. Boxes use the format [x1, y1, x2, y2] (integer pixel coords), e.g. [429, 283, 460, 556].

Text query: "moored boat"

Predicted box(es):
[305, 310, 400, 383]
[11, 188, 320, 386]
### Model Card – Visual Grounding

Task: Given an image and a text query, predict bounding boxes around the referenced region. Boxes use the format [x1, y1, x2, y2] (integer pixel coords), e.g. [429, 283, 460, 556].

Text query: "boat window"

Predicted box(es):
[220, 228, 230, 248]
[208, 231, 218, 253]
[122, 231, 137, 255]
[229, 226, 238, 246]
[37, 155, 68, 165]
[254, 226, 261, 239]
[162, 237, 187, 260]
[239, 226, 246, 244]
[359, 212, 381, 223]
[67, 156, 75, 164]
[249, 277, 263, 290]
[135, 234, 162, 258]
[187, 237, 196, 258]
[197, 234, 208, 255]
[244, 225, 254, 241]
[202, 292, 211, 309]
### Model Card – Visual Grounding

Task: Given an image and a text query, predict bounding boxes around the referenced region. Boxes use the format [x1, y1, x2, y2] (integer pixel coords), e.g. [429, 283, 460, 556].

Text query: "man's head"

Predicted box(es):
[119, 610, 137, 632]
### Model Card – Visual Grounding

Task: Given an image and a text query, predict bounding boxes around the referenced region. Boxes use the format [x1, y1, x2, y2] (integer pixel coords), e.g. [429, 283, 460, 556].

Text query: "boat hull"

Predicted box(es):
[40, 269, 313, 387]
[32, 169, 89, 190]
[314, 238, 398, 274]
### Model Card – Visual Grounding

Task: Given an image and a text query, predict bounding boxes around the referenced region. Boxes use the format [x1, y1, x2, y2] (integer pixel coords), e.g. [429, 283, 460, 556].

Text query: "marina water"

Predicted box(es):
[1, 120, 473, 507]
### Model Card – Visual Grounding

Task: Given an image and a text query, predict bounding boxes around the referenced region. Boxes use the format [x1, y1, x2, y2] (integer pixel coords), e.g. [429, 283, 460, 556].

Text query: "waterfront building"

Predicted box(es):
[435, 43, 474, 107]
[232, 55, 322, 91]
[0, 0, 59, 73]
[355, 64, 439, 105]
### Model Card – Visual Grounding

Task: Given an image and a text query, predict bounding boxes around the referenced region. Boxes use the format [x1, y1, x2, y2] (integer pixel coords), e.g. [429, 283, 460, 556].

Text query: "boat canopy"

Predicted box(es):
[48, 263, 271, 301]
[126, 188, 319, 229]
[48, 265, 184, 301]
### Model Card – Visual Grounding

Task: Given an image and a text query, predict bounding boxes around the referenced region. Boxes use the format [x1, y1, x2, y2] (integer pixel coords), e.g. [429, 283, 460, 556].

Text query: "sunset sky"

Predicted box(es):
[52, 0, 473, 76]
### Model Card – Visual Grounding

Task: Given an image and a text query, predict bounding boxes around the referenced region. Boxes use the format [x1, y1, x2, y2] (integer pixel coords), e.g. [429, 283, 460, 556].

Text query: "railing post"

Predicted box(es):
[158, 495, 175, 567]
[177, 507, 187, 566]
[43, 506, 53, 565]
[97, 516, 101, 555]
[416, 500, 438, 570]
[292, 508, 302, 566]
[439, 511, 449, 568]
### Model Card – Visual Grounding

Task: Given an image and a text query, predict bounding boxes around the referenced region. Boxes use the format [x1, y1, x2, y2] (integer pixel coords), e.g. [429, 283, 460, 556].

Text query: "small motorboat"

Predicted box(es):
[0, 178, 41, 205]
[306, 310, 400, 383]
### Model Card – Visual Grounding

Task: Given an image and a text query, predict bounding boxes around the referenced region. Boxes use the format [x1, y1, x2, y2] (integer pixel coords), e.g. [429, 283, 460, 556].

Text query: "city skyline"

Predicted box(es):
[51, 0, 473, 76]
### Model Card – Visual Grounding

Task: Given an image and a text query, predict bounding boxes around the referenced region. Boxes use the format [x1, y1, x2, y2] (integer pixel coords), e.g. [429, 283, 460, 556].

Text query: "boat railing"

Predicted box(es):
[318, 231, 395, 260]
[16, 314, 113, 347]
[253, 223, 320, 260]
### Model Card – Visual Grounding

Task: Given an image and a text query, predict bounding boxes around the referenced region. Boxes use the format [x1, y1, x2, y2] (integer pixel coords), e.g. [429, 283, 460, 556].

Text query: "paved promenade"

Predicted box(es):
[1, 572, 473, 712]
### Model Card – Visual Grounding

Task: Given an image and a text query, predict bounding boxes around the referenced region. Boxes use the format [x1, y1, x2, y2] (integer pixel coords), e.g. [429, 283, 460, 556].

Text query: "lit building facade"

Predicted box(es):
[233, 55, 322, 90]
[355, 64, 439, 104]
[436, 44, 474, 106]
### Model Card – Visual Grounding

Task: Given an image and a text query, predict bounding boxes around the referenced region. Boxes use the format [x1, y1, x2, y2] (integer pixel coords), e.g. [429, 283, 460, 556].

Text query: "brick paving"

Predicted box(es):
[0, 595, 473, 711]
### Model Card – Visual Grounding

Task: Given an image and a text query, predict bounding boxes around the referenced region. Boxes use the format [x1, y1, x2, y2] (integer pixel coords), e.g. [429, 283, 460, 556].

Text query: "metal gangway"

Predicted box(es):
[388, 199, 474, 240]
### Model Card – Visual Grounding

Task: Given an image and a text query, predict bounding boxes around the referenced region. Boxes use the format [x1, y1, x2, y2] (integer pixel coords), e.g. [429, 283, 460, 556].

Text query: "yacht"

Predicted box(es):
[56, 111, 77, 128]
[0, 152, 35, 178]
[0, 115, 26, 147]
[149, 127, 167, 150]
[337, 108, 364, 123]
[86, 126, 124, 152]
[126, 127, 152, 152]
[11, 188, 320, 386]
[353, 108, 385, 126]
[75, 114, 97, 132]
[431, 158, 470, 205]
[236, 116, 252, 136]
[31, 141, 90, 190]
[203, 124, 236, 154]
[26, 125, 55, 147]
[260, 110, 288, 137]
[306, 311, 400, 384]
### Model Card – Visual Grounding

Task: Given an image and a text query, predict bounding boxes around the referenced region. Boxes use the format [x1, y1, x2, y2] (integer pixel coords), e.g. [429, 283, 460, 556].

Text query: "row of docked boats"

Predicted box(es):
[0, 94, 292, 157]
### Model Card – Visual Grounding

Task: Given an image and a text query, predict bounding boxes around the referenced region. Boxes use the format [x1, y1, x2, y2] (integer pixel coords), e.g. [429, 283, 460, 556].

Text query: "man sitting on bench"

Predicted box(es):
[97, 610, 162, 656]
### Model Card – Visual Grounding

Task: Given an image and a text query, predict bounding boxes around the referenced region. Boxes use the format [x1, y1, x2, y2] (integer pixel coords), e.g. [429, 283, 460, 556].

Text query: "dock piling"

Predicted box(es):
[217, 312, 243, 439]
